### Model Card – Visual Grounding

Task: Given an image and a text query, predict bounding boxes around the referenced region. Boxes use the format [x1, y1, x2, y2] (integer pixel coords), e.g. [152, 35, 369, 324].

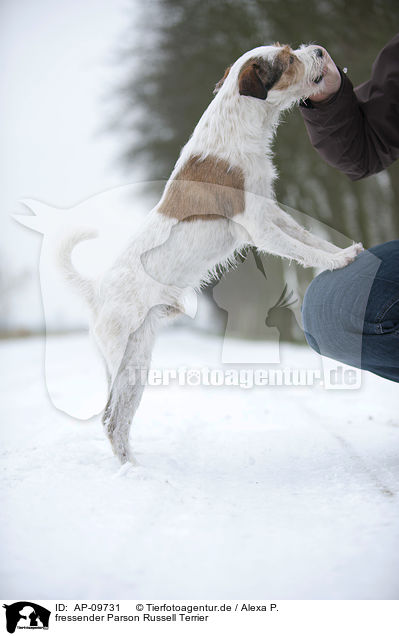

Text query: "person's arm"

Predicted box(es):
[300, 33, 399, 181]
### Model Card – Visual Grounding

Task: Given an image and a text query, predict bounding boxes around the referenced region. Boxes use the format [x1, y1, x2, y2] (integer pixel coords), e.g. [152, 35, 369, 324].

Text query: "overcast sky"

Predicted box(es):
[0, 0, 136, 330]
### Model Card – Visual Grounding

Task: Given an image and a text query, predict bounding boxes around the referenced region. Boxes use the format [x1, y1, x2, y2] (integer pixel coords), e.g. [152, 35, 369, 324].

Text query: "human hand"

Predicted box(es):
[309, 47, 342, 103]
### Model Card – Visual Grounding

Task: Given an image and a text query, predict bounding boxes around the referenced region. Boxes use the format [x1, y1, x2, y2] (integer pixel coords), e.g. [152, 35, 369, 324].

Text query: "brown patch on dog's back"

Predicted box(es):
[159, 155, 245, 222]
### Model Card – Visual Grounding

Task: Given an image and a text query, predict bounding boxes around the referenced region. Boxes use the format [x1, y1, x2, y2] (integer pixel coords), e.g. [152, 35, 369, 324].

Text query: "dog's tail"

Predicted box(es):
[102, 309, 160, 464]
[57, 229, 98, 308]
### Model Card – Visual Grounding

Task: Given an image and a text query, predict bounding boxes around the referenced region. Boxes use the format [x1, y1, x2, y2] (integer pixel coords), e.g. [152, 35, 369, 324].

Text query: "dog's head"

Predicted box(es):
[214, 43, 326, 107]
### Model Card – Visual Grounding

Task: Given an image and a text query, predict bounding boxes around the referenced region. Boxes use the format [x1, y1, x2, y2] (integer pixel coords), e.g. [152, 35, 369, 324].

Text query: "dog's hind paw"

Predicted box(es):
[112, 462, 137, 479]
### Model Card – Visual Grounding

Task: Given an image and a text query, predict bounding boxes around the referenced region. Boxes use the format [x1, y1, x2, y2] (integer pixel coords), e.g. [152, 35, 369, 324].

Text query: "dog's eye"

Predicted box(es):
[289, 55, 294, 64]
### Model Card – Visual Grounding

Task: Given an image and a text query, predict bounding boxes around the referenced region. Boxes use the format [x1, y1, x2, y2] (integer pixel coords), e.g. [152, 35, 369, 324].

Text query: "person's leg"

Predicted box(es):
[302, 240, 399, 382]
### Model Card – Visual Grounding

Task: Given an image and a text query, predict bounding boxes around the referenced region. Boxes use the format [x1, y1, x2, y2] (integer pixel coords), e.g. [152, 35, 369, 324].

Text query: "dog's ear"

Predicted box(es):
[238, 63, 268, 99]
[238, 58, 282, 100]
[213, 65, 232, 94]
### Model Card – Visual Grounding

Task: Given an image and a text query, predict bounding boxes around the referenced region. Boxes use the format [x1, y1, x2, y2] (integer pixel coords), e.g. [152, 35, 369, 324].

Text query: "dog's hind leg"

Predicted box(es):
[102, 312, 158, 464]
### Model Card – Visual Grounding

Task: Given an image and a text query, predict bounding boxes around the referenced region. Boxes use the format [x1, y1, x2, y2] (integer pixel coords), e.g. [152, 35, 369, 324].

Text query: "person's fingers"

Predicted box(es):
[309, 47, 342, 102]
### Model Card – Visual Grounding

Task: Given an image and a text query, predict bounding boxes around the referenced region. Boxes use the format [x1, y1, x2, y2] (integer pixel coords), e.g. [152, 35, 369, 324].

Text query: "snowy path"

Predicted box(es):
[1, 329, 398, 599]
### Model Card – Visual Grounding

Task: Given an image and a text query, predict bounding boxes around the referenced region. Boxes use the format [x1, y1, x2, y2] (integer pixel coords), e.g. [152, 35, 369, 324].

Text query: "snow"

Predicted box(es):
[1, 328, 398, 600]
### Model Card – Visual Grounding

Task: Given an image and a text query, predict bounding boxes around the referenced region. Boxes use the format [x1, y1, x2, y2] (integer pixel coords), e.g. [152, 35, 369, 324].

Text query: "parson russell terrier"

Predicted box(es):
[59, 43, 363, 463]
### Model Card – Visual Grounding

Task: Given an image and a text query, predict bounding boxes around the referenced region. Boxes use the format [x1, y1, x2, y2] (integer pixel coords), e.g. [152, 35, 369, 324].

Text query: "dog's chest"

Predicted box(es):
[242, 152, 275, 193]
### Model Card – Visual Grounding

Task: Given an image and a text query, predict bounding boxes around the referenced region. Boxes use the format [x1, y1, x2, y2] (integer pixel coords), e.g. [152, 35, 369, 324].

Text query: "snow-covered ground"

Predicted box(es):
[1, 328, 398, 600]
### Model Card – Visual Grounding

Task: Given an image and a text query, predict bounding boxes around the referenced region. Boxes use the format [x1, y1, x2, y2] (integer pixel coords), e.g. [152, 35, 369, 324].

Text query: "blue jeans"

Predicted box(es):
[302, 240, 399, 383]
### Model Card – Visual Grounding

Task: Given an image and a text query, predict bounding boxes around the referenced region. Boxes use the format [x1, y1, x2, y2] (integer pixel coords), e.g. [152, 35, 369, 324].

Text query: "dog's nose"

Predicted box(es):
[315, 48, 323, 58]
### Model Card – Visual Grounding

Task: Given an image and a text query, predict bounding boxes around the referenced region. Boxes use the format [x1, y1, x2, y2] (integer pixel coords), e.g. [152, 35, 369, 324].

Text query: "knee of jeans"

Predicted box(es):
[302, 270, 365, 364]
[301, 273, 343, 356]
[302, 279, 323, 354]
[303, 328, 321, 354]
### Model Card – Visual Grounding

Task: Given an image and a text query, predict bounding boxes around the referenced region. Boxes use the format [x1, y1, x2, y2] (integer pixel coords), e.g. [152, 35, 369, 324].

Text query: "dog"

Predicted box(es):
[58, 43, 363, 463]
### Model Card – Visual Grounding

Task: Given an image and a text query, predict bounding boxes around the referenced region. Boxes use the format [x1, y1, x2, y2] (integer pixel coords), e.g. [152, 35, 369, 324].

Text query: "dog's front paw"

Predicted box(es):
[328, 243, 364, 270]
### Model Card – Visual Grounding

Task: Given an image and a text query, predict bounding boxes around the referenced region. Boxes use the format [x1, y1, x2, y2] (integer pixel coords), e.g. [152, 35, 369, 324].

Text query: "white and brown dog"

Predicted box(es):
[59, 43, 363, 463]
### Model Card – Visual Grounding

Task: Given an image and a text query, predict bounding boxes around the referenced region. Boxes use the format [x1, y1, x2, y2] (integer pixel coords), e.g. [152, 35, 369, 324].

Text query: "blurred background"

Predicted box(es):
[1, 0, 398, 342]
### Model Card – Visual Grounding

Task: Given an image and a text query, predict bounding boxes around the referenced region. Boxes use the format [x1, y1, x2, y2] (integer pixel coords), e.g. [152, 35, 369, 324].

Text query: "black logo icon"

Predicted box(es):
[2, 602, 50, 633]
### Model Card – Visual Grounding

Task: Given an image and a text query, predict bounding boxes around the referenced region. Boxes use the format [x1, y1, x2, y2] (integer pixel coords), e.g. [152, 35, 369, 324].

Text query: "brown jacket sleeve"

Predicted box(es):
[300, 33, 399, 181]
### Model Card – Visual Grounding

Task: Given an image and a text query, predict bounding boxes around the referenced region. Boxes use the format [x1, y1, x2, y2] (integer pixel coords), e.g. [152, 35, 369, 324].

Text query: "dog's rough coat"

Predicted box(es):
[58, 44, 363, 463]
